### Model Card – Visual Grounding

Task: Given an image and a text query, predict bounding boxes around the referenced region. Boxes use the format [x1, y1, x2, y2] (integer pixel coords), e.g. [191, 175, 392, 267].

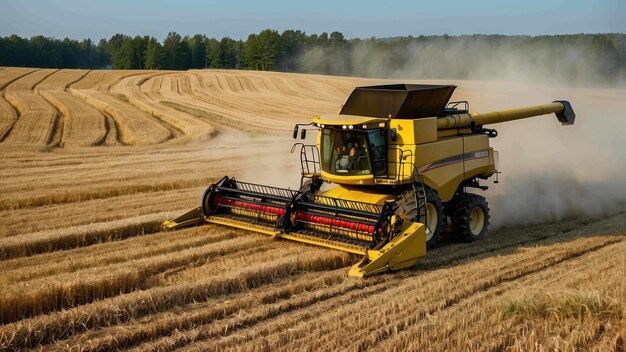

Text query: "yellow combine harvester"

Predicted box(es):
[164, 84, 575, 277]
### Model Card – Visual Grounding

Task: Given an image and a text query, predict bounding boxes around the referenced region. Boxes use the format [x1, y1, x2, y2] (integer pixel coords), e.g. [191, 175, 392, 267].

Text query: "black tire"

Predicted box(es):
[397, 186, 443, 249]
[423, 187, 444, 248]
[450, 193, 490, 242]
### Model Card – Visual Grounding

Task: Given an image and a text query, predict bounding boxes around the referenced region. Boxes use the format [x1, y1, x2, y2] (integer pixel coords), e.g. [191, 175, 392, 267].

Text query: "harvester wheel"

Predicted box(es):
[451, 194, 490, 242]
[397, 186, 443, 248]
[201, 187, 219, 216]
[423, 187, 444, 248]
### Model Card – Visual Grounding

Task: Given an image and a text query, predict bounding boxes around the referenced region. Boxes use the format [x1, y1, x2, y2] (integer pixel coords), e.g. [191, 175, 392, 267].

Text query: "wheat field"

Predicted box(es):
[0, 67, 624, 351]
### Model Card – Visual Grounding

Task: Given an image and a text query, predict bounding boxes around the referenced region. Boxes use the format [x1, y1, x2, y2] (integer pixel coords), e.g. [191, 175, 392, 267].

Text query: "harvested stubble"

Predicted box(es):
[0, 188, 198, 238]
[0, 234, 277, 324]
[0, 247, 352, 350]
[110, 74, 216, 140]
[0, 213, 167, 260]
[69, 89, 171, 145]
[68, 69, 149, 90]
[2, 94, 57, 145]
[0, 228, 238, 285]
[0, 174, 217, 210]
[2, 70, 60, 146]
[0, 94, 17, 140]
[52, 270, 353, 351]
[144, 74, 275, 134]
[35, 69, 90, 90]
[0, 67, 37, 90]
[170, 235, 623, 352]
[0, 67, 372, 146]
[39, 90, 107, 146]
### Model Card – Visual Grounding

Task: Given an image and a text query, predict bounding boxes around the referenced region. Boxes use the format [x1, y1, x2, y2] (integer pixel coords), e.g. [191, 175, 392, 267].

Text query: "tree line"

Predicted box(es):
[0, 31, 624, 86]
[0, 29, 345, 71]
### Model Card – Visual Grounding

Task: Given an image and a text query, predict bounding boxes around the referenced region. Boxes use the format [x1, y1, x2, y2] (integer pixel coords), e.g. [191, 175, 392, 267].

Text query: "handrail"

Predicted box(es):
[291, 143, 321, 176]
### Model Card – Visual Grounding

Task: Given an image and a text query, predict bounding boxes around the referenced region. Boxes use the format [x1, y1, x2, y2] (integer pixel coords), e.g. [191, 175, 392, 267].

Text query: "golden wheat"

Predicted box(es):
[110, 74, 216, 140]
[0, 93, 17, 140]
[0, 67, 37, 90]
[39, 90, 107, 146]
[35, 69, 90, 90]
[69, 89, 171, 145]
[2, 69, 59, 145]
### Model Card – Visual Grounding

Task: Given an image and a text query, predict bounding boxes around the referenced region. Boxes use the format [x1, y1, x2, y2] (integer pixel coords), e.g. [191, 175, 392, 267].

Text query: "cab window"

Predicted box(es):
[320, 129, 373, 176]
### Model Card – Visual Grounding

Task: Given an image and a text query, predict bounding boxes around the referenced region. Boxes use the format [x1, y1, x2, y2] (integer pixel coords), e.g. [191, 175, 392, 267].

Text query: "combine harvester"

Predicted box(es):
[164, 84, 575, 277]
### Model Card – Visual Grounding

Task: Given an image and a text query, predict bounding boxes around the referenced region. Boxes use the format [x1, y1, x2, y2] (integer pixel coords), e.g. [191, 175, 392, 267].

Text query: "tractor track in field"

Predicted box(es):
[0, 68, 40, 91]
[0, 92, 18, 142]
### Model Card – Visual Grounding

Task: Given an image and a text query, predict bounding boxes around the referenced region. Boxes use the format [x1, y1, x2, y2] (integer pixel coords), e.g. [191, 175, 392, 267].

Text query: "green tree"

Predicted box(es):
[279, 30, 307, 70]
[29, 35, 52, 67]
[96, 39, 110, 68]
[244, 34, 260, 70]
[61, 37, 79, 68]
[144, 37, 163, 69]
[186, 34, 207, 69]
[219, 37, 239, 69]
[163, 31, 182, 69]
[108, 34, 131, 69]
[255, 29, 281, 70]
[206, 38, 221, 68]
[329, 31, 346, 47]
[113, 38, 134, 69]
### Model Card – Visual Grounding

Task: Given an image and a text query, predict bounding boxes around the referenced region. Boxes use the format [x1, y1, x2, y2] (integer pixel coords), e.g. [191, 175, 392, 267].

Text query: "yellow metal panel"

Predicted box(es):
[320, 170, 376, 186]
[412, 118, 438, 144]
[461, 135, 495, 179]
[321, 185, 395, 205]
[349, 220, 426, 277]
[421, 165, 467, 202]
[413, 138, 464, 201]
[162, 207, 204, 230]
[462, 134, 489, 152]
[390, 119, 414, 145]
[414, 138, 463, 167]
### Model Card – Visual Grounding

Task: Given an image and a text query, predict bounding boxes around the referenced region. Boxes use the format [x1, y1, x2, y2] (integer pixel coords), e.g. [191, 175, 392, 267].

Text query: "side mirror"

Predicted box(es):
[300, 128, 307, 139]
[292, 125, 299, 139]
[390, 128, 397, 142]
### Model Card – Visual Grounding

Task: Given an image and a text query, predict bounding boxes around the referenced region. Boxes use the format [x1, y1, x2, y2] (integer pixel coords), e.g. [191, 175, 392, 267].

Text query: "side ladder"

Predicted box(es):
[412, 175, 428, 233]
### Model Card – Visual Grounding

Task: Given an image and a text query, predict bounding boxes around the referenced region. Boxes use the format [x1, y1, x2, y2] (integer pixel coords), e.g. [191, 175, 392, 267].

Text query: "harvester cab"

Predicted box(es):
[164, 84, 575, 277]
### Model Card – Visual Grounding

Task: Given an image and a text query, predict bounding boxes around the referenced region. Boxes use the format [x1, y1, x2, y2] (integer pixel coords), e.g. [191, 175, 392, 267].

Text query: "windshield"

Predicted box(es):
[320, 128, 386, 176]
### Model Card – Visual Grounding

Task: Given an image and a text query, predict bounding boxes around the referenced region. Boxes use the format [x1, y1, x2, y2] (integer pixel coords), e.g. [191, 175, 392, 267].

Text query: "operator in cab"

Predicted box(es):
[336, 146, 358, 171]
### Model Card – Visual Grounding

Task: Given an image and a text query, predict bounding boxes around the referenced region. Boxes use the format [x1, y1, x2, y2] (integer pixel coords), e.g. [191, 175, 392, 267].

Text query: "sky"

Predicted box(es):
[1, 0, 625, 41]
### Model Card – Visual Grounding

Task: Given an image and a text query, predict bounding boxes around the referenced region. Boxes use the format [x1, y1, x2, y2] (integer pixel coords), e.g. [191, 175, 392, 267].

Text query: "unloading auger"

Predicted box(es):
[164, 84, 575, 277]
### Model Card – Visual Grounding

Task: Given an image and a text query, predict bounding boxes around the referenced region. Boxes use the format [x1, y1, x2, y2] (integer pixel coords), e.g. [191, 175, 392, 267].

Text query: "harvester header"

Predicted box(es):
[164, 83, 576, 277]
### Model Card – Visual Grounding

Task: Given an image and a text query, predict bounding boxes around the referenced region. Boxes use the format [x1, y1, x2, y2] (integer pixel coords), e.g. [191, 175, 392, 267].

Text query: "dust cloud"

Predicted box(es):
[482, 86, 626, 228]
[297, 37, 626, 88]
[232, 133, 306, 191]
